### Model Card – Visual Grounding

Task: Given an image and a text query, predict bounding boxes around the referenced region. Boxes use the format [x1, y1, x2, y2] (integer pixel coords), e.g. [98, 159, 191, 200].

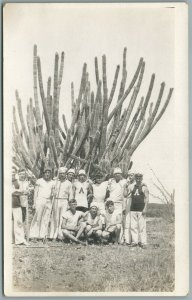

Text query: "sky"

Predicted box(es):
[4, 3, 176, 203]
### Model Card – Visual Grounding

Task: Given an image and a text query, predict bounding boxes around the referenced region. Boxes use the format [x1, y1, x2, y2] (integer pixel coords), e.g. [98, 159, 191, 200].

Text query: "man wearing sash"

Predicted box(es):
[73, 169, 93, 213]
[49, 167, 73, 240]
[29, 167, 54, 241]
[128, 173, 149, 248]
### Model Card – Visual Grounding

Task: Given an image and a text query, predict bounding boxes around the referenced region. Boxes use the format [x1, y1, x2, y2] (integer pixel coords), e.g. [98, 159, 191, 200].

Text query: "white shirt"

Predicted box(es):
[104, 210, 121, 228]
[18, 179, 30, 206]
[62, 210, 84, 229]
[55, 179, 73, 200]
[35, 178, 54, 199]
[92, 181, 108, 203]
[83, 211, 101, 227]
[108, 178, 127, 204]
[73, 181, 90, 208]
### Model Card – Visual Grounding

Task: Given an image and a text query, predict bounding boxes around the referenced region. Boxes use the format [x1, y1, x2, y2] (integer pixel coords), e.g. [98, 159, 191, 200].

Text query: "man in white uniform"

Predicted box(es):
[102, 200, 122, 244]
[92, 175, 108, 215]
[73, 169, 93, 212]
[61, 199, 86, 245]
[12, 167, 29, 246]
[18, 169, 30, 223]
[128, 173, 149, 248]
[49, 167, 73, 240]
[107, 168, 127, 215]
[123, 171, 135, 245]
[83, 202, 103, 243]
[67, 168, 75, 183]
[29, 167, 55, 241]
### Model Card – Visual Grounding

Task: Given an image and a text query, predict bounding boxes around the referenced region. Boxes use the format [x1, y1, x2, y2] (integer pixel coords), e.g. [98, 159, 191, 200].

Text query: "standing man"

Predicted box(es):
[73, 169, 93, 212]
[12, 167, 29, 246]
[67, 169, 75, 183]
[92, 174, 108, 216]
[29, 167, 55, 241]
[122, 170, 135, 245]
[107, 168, 127, 215]
[129, 173, 149, 248]
[18, 169, 30, 223]
[49, 167, 73, 240]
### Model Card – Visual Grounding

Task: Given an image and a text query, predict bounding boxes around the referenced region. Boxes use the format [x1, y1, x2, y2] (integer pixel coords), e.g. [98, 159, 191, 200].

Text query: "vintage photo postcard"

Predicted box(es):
[3, 2, 188, 296]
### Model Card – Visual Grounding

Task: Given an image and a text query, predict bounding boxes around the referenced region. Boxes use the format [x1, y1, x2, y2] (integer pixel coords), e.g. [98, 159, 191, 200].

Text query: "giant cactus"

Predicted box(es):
[12, 45, 174, 179]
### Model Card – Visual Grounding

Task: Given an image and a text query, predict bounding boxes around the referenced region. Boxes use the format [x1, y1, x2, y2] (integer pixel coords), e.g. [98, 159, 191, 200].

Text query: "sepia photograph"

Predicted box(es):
[3, 2, 188, 296]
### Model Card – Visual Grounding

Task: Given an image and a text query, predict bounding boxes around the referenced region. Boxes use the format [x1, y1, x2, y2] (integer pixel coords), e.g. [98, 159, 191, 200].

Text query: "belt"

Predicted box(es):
[56, 198, 68, 200]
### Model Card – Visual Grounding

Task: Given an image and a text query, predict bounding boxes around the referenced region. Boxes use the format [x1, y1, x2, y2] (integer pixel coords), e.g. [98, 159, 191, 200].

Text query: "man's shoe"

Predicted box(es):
[139, 243, 147, 249]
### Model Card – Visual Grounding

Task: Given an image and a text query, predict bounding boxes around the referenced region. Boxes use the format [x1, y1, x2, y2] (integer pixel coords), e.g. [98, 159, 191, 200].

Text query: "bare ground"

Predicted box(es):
[12, 204, 175, 293]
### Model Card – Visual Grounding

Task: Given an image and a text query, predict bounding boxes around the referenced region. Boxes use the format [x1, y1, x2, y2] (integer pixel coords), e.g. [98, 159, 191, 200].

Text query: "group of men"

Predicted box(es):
[12, 165, 149, 248]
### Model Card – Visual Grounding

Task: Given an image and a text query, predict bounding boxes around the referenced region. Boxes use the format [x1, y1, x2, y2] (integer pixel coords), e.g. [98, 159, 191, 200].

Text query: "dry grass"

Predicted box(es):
[12, 203, 174, 293]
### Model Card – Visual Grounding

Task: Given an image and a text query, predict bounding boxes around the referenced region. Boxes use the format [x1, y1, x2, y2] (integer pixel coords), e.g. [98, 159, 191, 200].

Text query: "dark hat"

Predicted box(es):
[69, 199, 77, 204]
[105, 199, 114, 207]
[95, 173, 103, 180]
[43, 167, 52, 173]
[135, 173, 143, 178]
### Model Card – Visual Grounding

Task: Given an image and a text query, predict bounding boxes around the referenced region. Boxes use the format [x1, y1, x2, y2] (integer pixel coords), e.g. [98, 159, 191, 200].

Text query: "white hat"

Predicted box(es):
[113, 167, 122, 175]
[58, 167, 68, 174]
[128, 170, 135, 175]
[90, 202, 99, 209]
[67, 168, 75, 174]
[78, 169, 86, 176]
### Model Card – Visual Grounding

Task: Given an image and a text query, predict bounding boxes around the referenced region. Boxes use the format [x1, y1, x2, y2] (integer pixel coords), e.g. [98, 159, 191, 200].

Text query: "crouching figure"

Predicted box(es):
[60, 199, 86, 245]
[83, 202, 102, 244]
[102, 199, 122, 244]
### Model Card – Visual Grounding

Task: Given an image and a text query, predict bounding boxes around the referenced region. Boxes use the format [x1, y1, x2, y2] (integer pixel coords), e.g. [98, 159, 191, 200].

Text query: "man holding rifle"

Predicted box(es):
[29, 167, 55, 241]
[49, 167, 73, 240]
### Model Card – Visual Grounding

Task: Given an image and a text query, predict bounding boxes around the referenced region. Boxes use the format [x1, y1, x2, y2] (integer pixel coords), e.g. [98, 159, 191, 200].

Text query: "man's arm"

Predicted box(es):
[78, 212, 85, 224]
[68, 183, 74, 200]
[72, 183, 76, 199]
[123, 183, 129, 198]
[142, 186, 149, 216]
[87, 183, 93, 204]
[33, 183, 40, 208]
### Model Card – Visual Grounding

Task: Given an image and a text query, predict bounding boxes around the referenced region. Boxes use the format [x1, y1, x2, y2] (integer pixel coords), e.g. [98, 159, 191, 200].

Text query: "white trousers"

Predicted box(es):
[130, 211, 147, 244]
[12, 207, 26, 244]
[113, 203, 124, 244]
[123, 198, 132, 244]
[123, 212, 131, 244]
[49, 198, 68, 239]
[30, 198, 52, 239]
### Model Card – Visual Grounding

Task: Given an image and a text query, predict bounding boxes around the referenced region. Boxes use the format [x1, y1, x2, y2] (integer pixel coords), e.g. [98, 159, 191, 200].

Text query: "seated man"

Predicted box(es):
[102, 199, 122, 244]
[61, 199, 86, 245]
[83, 202, 102, 244]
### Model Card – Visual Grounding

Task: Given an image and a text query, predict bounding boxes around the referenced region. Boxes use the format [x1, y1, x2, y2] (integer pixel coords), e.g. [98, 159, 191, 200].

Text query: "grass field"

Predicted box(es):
[12, 203, 175, 293]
